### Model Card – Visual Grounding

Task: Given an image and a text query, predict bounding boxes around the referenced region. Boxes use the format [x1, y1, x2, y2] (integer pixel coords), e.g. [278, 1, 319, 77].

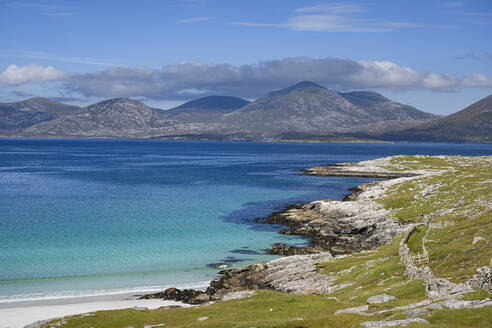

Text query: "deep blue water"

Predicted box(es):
[0, 139, 491, 302]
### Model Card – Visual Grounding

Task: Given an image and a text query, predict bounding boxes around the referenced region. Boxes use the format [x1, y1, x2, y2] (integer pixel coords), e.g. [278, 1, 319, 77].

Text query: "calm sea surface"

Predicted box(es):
[1, 139, 491, 302]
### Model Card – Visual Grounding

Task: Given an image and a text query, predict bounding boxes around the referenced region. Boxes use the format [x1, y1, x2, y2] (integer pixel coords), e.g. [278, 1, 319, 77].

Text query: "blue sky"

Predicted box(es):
[0, 0, 491, 114]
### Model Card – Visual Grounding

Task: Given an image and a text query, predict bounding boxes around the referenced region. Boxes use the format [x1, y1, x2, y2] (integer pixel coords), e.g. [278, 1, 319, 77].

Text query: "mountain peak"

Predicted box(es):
[173, 95, 250, 110]
[283, 81, 326, 92]
[339, 91, 390, 107]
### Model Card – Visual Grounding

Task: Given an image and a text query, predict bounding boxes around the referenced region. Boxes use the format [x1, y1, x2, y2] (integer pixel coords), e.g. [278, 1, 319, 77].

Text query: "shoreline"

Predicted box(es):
[0, 284, 209, 328]
[0, 292, 193, 328]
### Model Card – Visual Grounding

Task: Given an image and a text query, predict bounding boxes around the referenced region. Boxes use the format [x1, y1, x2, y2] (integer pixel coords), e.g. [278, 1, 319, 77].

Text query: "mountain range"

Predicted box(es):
[1, 81, 490, 142]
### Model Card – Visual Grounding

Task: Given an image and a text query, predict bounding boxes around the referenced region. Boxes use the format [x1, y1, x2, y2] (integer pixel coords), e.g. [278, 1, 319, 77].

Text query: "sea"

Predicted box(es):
[1, 138, 491, 303]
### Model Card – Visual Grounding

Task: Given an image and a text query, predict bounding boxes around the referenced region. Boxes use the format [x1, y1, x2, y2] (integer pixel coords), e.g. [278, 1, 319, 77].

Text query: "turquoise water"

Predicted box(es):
[1, 139, 491, 302]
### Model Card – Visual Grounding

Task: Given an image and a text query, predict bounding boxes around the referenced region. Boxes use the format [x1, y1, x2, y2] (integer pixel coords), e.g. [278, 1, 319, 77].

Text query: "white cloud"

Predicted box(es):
[3, 58, 491, 99]
[0, 64, 67, 85]
[462, 73, 492, 87]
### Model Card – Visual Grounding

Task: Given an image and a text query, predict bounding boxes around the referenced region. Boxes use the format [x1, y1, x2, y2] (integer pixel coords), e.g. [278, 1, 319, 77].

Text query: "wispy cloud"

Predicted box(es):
[456, 51, 492, 61]
[232, 2, 450, 32]
[177, 16, 214, 23]
[7, 50, 127, 67]
[175, 0, 206, 9]
[441, 2, 463, 8]
[294, 3, 365, 14]
[5, 2, 78, 16]
[464, 12, 492, 24]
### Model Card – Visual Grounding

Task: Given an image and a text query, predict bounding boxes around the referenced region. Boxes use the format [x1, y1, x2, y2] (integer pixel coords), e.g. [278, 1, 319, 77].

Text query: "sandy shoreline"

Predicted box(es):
[0, 291, 197, 328]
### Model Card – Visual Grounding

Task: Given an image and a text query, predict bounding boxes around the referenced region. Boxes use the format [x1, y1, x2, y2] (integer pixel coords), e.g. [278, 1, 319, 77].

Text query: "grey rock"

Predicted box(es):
[335, 305, 369, 315]
[361, 318, 429, 327]
[440, 298, 492, 309]
[221, 290, 255, 301]
[468, 266, 492, 294]
[367, 294, 397, 304]
[403, 308, 430, 318]
[472, 236, 485, 244]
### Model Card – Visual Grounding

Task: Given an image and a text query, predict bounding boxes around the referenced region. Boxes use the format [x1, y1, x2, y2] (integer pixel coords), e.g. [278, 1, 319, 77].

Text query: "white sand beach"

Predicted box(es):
[0, 292, 190, 328]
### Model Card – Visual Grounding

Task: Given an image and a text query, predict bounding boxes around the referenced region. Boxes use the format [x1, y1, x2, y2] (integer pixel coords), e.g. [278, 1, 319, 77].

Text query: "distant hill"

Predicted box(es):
[166, 95, 250, 115]
[379, 94, 492, 142]
[0, 97, 80, 130]
[21, 98, 242, 138]
[216, 81, 437, 135]
[339, 91, 436, 121]
[164, 95, 250, 123]
[23, 98, 172, 137]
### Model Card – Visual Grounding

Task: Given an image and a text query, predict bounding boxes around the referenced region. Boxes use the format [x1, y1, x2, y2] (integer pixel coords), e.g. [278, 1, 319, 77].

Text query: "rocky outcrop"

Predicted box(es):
[258, 196, 412, 255]
[468, 266, 492, 294]
[267, 242, 321, 255]
[207, 253, 339, 298]
[143, 252, 338, 304]
[140, 287, 210, 305]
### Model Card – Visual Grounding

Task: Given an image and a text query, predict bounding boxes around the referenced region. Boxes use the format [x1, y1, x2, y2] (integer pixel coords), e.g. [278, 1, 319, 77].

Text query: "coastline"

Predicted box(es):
[0, 292, 193, 328]
[141, 156, 433, 304]
[7, 154, 492, 327]
[0, 283, 210, 328]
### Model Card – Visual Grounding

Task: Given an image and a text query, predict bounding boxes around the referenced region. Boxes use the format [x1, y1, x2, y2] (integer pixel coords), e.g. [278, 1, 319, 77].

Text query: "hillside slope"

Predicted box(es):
[379, 94, 492, 142]
[0, 97, 80, 130]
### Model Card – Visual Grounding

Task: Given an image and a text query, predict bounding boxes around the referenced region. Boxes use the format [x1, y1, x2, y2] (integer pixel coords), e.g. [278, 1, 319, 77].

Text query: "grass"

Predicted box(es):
[379, 155, 492, 281]
[46, 155, 491, 328]
[40, 291, 385, 328]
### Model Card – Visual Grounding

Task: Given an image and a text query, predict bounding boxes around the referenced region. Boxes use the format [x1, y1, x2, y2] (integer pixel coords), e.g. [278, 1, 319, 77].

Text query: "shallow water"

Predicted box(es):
[1, 139, 491, 302]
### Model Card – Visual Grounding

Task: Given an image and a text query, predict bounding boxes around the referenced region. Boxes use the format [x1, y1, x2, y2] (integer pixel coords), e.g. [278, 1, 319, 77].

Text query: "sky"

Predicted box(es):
[0, 0, 491, 115]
